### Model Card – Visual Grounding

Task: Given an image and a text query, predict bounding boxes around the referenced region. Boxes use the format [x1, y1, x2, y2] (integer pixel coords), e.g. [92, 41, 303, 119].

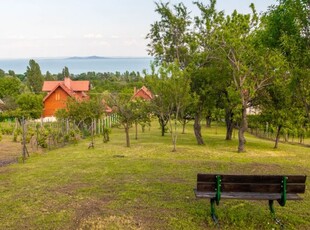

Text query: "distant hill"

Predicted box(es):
[67, 56, 107, 60]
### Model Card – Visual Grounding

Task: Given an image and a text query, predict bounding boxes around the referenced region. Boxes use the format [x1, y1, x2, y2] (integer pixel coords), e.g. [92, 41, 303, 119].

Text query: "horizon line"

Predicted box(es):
[0, 55, 153, 60]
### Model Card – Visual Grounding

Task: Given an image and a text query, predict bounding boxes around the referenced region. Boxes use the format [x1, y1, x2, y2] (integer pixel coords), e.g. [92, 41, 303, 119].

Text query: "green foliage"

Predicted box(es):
[102, 127, 111, 143]
[13, 93, 43, 119]
[45, 71, 55, 80]
[0, 76, 22, 99]
[259, 0, 310, 122]
[25, 59, 44, 94]
[62, 66, 70, 78]
[13, 128, 21, 142]
[37, 128, 48, 148]
[147, 2, 192, 68]
[55, 109, 69, 120]
[64, 96, 106, 125]
[75, 71, 144, 93]
[0, 69, 5, 78]
[0, 124, 14, 135]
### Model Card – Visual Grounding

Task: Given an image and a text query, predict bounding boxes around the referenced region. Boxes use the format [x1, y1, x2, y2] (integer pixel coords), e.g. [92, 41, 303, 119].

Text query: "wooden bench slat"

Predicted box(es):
[197, 174, 307, 184]
[197, 183, 306, 193]
[194, 190, 303, 200]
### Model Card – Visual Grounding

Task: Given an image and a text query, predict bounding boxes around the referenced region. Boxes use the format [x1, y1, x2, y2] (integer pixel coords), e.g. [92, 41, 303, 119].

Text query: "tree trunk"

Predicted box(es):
[206, 115, 212, 128]
[135, 122, 138, 140]
[172, 134, 177, 152]
[194, 112, 205, 145]
[161, 122, 165, 136]
[171, 109, 180, 152]
[158, 116, 168, 136]
[225, 108, 234, 140]
[238, 105, 247, 153]
[125, 124, 130, 147]
[274, 125, 282, 149]
[182, 122, 186, 134]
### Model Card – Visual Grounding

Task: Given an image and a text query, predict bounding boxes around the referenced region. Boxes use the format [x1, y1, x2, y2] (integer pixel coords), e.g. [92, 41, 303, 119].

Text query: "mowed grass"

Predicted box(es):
[0, 121, 309, 230]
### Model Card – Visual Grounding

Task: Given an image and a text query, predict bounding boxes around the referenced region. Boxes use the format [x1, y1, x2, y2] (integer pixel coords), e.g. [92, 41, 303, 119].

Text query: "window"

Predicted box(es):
[55, 92, 60, 101]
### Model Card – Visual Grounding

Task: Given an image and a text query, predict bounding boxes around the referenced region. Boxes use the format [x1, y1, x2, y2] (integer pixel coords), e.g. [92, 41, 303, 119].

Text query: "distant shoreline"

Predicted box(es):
[0, 56, 153, 61]
[0, 57, 153, 74]
[66, 56, 153, 60]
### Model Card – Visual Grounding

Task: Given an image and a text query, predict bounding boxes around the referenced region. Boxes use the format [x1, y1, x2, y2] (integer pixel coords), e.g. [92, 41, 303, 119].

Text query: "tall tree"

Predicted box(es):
[147, 2, 206, 144]
[211, 6, 286, 152]
[45, 71, 54, 80]
[62, 66, 70, 78]
[25, 59, 44, 94]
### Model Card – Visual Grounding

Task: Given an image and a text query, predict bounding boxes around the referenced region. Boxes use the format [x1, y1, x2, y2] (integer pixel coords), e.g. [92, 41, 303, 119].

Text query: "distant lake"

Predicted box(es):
[0, 57, 153, 75]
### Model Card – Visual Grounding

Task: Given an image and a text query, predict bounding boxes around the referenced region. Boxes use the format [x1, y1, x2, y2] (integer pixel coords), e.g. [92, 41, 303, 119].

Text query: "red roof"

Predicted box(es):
[132, 86, 153, 100]
[42, 78, 89, 92]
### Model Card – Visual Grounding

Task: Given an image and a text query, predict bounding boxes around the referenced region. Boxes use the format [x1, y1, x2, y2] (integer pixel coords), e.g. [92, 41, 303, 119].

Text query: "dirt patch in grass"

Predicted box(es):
[78, 215, 143, 230]
[0, 135, 43, 167]
[0, 135, 21, 165]
[72, 196, 116, 229]
[52, 182, 91, 196]
[76, 202, 168, 230]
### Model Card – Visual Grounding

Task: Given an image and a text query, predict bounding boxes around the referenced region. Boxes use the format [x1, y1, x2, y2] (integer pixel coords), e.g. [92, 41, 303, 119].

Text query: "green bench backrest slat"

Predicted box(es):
[197, 174, 307, 194]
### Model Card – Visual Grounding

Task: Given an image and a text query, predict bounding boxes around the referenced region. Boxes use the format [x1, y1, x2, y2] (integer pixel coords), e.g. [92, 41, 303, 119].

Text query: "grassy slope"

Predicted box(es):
[0, 122, 309, 230]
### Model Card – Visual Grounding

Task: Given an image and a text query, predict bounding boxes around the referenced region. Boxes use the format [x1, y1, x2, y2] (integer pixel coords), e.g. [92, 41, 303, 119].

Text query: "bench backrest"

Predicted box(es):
[197, 174, 306, 194]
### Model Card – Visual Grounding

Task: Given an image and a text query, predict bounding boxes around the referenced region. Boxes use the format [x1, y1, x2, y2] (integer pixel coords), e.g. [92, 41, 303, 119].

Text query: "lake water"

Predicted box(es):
[0, 57, 153, 75]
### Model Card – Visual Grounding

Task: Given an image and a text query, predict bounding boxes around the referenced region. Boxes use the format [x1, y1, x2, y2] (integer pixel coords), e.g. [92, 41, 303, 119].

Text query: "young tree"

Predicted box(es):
[145, 64, 173, 137]
[107, 91, 136, 147]
[131, 98, 152, 140]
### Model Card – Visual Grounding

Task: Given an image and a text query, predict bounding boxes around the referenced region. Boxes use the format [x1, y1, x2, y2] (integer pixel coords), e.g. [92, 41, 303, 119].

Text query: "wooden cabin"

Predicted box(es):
[42, 77, 90, 118]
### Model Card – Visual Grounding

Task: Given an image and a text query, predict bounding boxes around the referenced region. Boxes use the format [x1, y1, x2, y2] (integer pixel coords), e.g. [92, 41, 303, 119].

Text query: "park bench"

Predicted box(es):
[194, 173, 307, 225]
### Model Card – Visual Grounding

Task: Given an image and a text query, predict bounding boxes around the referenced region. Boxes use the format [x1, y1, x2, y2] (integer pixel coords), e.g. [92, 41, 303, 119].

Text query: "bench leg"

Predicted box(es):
[269, 200, 285, 229]
[268, 200, 275, 215]
[210, 198, 219, 224]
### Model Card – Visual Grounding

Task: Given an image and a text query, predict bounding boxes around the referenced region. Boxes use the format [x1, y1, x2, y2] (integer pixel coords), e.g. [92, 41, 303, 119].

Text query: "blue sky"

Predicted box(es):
[0, 0, 277, 59]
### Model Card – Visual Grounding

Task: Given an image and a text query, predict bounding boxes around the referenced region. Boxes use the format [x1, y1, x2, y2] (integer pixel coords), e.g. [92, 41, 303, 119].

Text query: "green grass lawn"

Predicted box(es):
[0, 122, 309, 229]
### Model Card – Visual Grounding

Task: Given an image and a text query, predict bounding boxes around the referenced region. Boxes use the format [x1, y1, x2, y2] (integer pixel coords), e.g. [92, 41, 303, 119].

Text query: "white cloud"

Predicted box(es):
[124, 39, 139, 46]
[52, 35, 66, 39]
[84, 33, 103, 39]
[99, 40, 110, 47]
